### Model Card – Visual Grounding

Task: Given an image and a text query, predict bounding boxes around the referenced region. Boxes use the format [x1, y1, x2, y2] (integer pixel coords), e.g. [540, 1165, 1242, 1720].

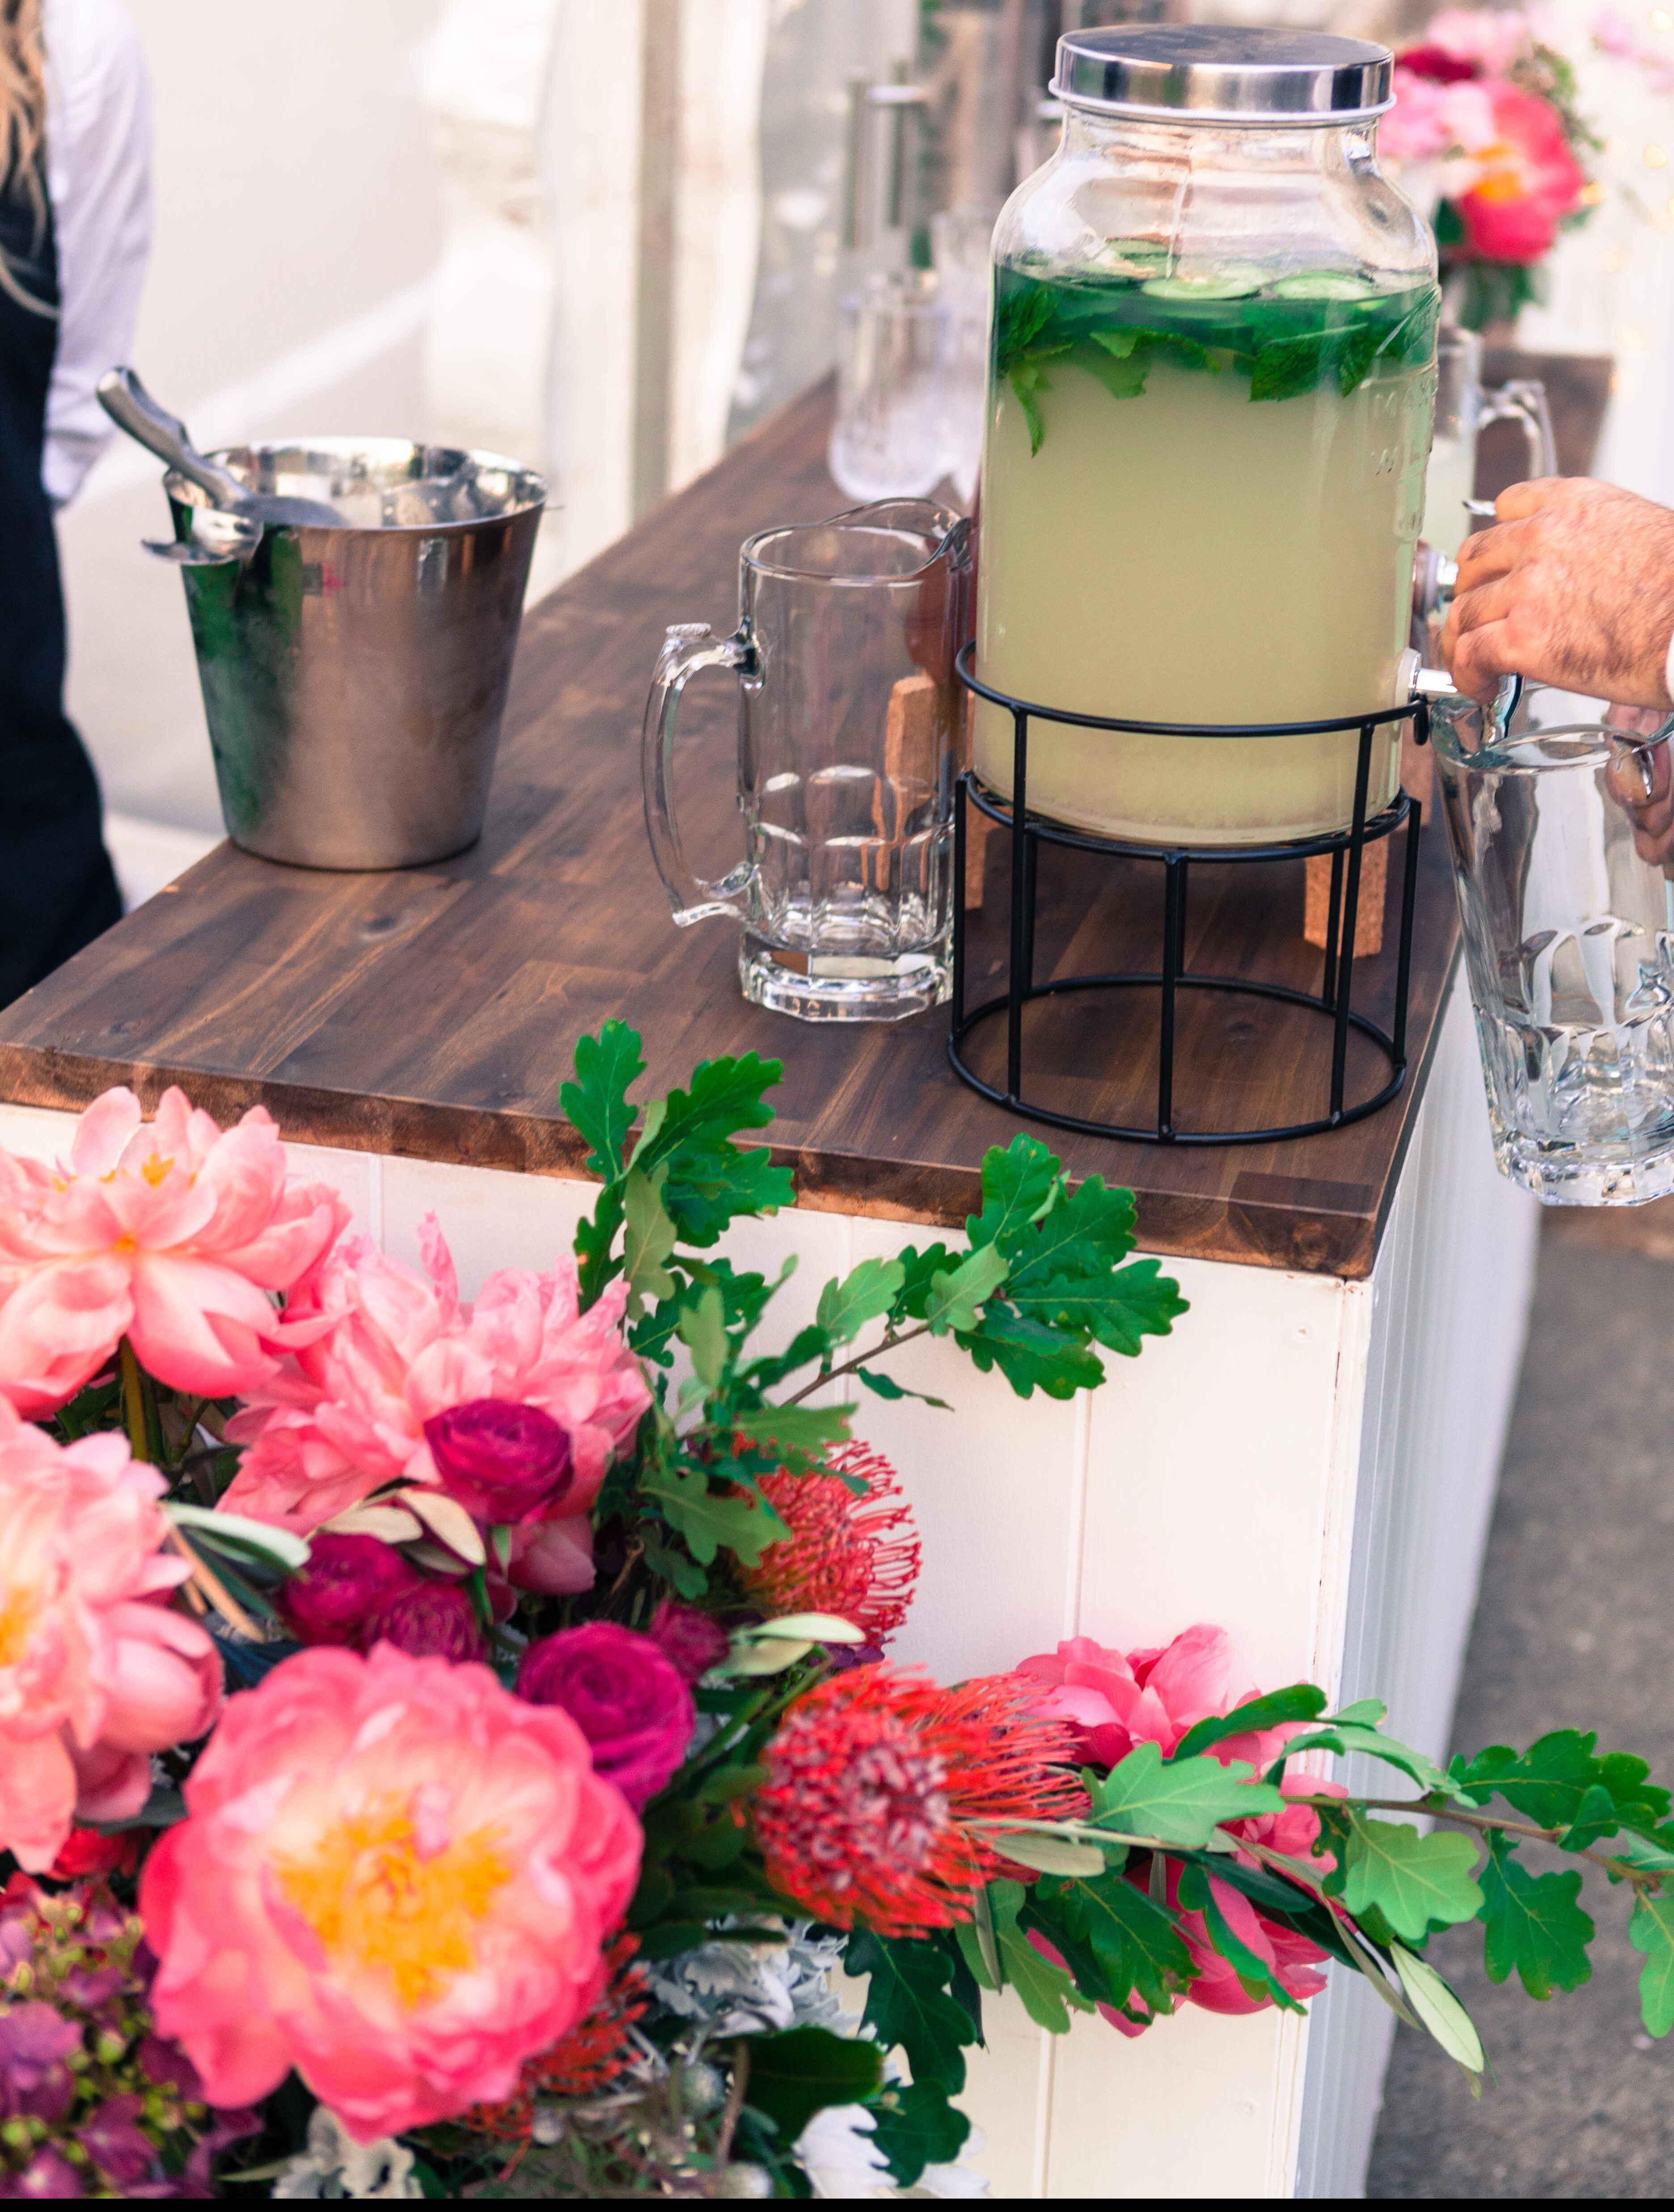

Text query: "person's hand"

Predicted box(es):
[1602, 717, 1674, 875]
[1439, 478, 1674, 709]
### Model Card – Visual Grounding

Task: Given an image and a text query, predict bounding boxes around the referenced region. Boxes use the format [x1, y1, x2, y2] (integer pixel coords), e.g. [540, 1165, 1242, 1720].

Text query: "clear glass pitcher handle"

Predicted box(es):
[641, 622, 756, 926]
[1480, 377, 1557, 484]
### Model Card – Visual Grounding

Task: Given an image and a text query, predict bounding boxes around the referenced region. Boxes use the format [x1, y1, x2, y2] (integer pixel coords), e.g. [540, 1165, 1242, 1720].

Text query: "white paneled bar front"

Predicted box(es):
[0, 976, 1537, 2197]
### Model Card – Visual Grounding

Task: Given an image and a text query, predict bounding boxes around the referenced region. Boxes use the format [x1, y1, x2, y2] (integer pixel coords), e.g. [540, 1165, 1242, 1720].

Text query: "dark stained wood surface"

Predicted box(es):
[0, 381, 1469, 1280]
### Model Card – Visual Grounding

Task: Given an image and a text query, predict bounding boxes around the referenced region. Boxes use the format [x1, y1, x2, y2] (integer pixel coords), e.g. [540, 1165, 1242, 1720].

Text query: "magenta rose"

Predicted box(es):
[648, 1599, 730, 1685]
[423, 1398, 574, 1525]
[276, 1534, 421, 1648]
[516, 1623, 694, 1809]
[363, 1581, 487, 1663]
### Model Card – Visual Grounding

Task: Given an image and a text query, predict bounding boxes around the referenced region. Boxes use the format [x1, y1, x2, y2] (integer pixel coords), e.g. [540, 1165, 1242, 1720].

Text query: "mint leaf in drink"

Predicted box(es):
[1077, 340, 1149, 400]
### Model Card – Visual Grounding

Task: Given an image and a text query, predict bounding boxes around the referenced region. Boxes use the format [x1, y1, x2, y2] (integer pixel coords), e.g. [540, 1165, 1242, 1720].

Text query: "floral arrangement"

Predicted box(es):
[1381, 8, 1599, 331]
[5, 1028, 1674, 2197]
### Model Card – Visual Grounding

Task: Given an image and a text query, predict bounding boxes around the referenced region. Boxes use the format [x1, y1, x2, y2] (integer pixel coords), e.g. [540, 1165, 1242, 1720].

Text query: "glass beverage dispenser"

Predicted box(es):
[974, 25, 1439, 845]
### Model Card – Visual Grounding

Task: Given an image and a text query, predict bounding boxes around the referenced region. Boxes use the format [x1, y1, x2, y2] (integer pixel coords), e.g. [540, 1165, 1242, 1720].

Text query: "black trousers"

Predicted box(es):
[0, 711, 123, 1008]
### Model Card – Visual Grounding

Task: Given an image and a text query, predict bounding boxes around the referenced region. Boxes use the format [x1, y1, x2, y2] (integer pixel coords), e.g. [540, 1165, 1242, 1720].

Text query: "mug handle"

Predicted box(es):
[641, 622, 757, 925]
[1479, 377, 1557, 484]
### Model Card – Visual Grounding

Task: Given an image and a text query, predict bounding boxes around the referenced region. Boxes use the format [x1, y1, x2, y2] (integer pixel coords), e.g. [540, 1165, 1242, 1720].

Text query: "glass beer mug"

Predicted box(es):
[641, 500, 975, 1021]
[1421, 326, 1556, 559]
[1432, 681, 1674, 1204]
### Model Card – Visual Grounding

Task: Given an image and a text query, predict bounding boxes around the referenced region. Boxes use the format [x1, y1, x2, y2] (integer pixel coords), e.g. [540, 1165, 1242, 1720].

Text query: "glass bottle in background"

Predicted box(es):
[974, 24, 1438, 846]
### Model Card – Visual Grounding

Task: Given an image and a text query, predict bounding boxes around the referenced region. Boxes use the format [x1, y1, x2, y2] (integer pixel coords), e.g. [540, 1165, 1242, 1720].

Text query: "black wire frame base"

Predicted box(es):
[948, 644, 1429, 1147]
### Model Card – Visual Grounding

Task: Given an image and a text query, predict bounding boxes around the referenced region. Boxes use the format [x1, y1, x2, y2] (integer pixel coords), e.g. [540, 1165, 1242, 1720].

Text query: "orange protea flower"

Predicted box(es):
[468, 1933, 647, 2144]
[755, 1665, 1084, 1936]
[741, 1443, 921, 1644]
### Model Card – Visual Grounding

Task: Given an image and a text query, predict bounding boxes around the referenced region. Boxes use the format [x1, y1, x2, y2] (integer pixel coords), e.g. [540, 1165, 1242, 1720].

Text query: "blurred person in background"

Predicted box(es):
[1, 0, 148, 1006]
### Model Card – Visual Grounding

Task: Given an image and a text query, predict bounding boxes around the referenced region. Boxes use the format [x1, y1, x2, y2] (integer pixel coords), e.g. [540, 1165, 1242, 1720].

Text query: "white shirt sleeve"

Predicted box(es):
[40, 0, 152, 508]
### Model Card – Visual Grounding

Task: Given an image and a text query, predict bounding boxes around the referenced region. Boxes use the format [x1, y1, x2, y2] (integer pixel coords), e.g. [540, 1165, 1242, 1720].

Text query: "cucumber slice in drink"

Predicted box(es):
[1103, 237, 1169, 267]
[1142, 271, 1262, 302]
[1266, 273, 1379, 302]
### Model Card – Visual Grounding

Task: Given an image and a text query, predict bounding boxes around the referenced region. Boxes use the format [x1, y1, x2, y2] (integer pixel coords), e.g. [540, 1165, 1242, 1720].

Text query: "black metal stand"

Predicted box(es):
[949, 644, 1427, 1146]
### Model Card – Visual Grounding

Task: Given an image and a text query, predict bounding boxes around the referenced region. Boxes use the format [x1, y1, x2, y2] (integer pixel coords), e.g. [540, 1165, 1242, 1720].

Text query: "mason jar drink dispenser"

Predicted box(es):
[974, 25, 1439, 845]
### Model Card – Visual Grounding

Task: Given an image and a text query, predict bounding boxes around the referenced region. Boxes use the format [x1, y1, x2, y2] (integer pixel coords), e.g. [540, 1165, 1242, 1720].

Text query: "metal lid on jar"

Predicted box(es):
[1052, 24, 1393, 126]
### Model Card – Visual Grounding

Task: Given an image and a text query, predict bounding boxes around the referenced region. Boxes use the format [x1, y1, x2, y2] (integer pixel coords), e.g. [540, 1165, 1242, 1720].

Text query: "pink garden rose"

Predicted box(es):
[0, 1402, 221, 1872]
[139, 1643, 642, 2140]
[0, 1086, 349, 1418]
[220, 1217, 651, 1596]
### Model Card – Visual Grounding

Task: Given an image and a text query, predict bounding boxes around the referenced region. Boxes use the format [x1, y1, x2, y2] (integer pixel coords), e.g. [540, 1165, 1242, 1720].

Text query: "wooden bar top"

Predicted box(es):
[0, 382, 1466, 1280]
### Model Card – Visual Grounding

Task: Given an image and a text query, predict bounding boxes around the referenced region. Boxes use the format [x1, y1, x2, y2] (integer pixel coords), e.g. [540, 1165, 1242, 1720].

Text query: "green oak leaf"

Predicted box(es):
[1174, 1685, 1328, 1762]
[1003, 1256, 1189, 1357]
[924, 1242, 1011, 1336]
[643, 1463, 786, 1568]
[622, 1162, 679, 1320]
[1630, 1891, 1674, 2038]
[1457, 1731, 1670, 1832]
[987, 1881, 1095, 2033]
[846, 1930, 981, 2093]
[1283, 1721, 1460, 1801]
[740, 2027, 884, 2142]
[673, 1284, 727, 1389]
[965, 1134, 1061, 1257]
[856, 1368, 953, 1411]
[730, 1405, 853, 1456]
[1340, 1815, 1483, 1945]
[956, 1309, 1106, 1400]
[559, 1019, 645, 1178]
[868, 2079, 972, 2190]
[1090, 1741, 1283, 1848]
[816, 1258, 907, 1347]
[1031, 1869, 1195, 2014]
[1478, 1835, 1593, 1999]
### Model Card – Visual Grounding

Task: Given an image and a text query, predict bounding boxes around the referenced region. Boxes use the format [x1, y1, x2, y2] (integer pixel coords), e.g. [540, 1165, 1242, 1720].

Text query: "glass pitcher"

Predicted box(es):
[642, 500, 975, 1021]
[1421, 326, 1556, 559]
[973, 23, 1437, 846]
[1432, 681, 1674, 1205]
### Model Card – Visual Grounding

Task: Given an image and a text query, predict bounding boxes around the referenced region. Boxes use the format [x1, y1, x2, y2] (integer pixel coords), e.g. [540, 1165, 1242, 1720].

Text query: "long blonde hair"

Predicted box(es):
[0, 0, 54, 317]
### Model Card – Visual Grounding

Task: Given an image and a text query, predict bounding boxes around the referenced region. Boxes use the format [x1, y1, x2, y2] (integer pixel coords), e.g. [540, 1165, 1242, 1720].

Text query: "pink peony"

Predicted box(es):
[1454, 81, 1587, 261]
[139, 1643, 642, 2140]
[1016, 1623, 1339, 2031]
[1015, 1623, 1298, 1772]
[1424, 8, 1542, 76]
[0, 1401, 222, 1873]
[517, 1623, 694, 1810]
[1381, 66, 1500, 162]
[0, 1086, 349, 1418]
[220, 1217, 651, 1598]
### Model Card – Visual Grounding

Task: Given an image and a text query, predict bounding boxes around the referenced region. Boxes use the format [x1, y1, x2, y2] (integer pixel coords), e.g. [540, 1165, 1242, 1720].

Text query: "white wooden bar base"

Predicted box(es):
[0, 976, 1536, 2197]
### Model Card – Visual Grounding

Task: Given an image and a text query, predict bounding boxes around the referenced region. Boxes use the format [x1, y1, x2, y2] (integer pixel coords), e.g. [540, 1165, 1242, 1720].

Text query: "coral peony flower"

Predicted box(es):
[1454, 81, 1587, 262]
[517, 1623, 694, 1811]
[647, 1599, 731, 1686]
[275, 1532, 422, 1648]
[220, 1219, 650, 1602]
[740, 1444, 921, 1647]
[756, 1665, 1083, 1936]
[1381, 66, 1499, 162]
[0, 1086, 349, 1418]
[0, 1402, 222, 1873]
[139, 1643, 642, 2141]
[424, 1398, 573, 1525]
[364, 1581, 487, 1663]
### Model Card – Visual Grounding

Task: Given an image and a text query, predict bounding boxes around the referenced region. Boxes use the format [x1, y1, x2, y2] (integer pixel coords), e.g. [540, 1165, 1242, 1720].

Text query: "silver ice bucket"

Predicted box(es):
[160, 440, 546, 870]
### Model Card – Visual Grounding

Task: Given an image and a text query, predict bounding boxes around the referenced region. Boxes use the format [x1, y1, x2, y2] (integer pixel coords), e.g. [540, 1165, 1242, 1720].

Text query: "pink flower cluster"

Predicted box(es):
[221, 1218, 650, 1593]
[140, 1643, 642, 2140]
[1016, 1625, 1334, 2027]
[0, 1403, 220, 1873]
[0, 1088, 347, 1418]
[1379, 8, 1588, 263]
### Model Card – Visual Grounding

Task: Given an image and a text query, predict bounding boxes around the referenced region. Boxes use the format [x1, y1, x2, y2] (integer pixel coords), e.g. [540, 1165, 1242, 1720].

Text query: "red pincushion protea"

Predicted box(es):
[741, 1444, 922, 1644]
[756, 1665, 1084, 1936]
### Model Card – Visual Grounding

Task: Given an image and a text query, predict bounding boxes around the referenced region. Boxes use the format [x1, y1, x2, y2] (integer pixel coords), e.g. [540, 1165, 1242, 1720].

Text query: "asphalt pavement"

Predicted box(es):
[1366, 1228, 1674, 2197]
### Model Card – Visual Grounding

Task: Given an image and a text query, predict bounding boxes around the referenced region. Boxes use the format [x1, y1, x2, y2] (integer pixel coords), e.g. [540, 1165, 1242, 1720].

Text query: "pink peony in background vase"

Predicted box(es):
[0, 1087, 348, 1418]
[139, 1642, 643, 2140]
[0, 1403, 221, 1872]
[220, 1216, 651, 1594]
[1454, 80, 1587, 261]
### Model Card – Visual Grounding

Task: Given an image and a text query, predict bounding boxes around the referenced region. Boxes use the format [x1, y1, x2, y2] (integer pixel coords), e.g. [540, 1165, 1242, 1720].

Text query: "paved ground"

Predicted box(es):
[1366, 1231, 1674, 2197]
